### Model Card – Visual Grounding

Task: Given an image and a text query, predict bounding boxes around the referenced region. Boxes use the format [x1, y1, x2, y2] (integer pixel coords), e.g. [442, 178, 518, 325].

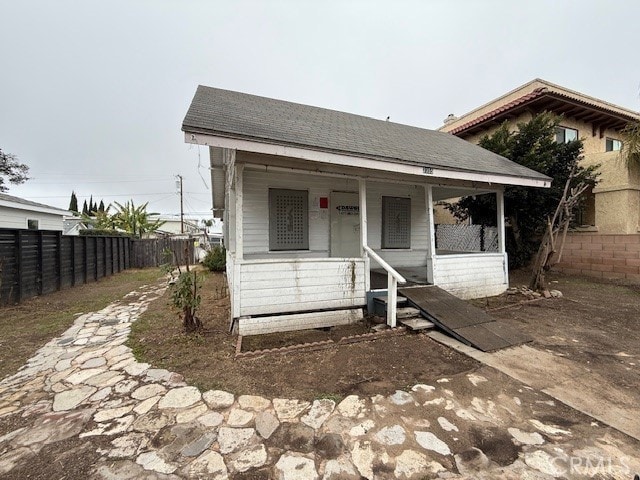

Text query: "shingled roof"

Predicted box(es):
[0, 193, 70, 214]
[182, 85, 550, 182]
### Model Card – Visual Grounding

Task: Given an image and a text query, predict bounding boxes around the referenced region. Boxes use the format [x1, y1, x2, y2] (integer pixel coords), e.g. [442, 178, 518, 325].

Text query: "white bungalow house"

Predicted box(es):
[0, 193, 70, 231]
[182, 86, 550, 335]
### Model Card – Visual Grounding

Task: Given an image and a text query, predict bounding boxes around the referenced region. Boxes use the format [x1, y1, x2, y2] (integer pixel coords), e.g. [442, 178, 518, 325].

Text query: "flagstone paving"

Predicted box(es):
[1, 283, 639, 479]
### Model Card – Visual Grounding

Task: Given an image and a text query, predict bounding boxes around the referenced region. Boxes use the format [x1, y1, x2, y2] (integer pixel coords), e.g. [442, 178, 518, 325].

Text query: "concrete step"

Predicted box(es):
[399, 318, 435, 331]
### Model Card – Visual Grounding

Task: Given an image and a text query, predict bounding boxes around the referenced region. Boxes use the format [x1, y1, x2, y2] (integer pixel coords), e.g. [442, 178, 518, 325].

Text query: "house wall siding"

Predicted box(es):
[366, 182, 430, 268]
[242, 168, 358, 256]
[237, 258, 366, 317]
[433, 253, 507, 299]
[0, 207, 64, 231]
[241, 168, 430, 266]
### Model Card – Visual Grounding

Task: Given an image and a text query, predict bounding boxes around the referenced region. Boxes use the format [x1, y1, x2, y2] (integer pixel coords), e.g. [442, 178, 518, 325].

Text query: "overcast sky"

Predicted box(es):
[2, 0, 639, 217]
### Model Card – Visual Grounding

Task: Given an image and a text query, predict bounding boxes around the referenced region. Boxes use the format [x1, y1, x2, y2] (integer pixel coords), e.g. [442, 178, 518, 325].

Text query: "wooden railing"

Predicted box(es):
[363, 245, 406, 327]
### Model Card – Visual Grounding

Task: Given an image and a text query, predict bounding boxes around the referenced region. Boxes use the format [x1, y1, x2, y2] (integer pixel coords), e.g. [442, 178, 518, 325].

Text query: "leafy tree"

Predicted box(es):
[98, 200, 105, 213]
[82, 200, 89, 216]
[447, 113, 599, 268]
[0, 148, 29, 192]
[89, 195, 95, 214]
[112, 200, 165, 238]
[68, 191, 78, 213]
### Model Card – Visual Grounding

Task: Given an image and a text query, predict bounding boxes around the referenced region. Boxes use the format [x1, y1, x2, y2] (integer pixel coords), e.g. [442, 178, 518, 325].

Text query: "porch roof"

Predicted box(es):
[182, 85, 550, 185]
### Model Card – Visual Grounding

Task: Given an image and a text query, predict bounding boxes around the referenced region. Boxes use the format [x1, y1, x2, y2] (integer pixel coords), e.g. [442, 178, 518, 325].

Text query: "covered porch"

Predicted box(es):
[222, 149, 508, 334]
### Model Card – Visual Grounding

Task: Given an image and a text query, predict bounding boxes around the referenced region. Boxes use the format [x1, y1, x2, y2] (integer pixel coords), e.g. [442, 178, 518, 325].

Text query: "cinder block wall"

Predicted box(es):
[557, 233, 640, 282]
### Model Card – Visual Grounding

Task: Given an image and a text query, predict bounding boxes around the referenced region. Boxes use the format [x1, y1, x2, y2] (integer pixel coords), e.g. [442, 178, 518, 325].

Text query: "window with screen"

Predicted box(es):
[269, 188, 309, 251]
[382, 196, 411, 249]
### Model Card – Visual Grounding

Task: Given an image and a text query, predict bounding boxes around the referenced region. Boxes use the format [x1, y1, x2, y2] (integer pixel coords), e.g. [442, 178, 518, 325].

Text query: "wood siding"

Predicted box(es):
[239, 308, 363, 336]
[366, 181, 429, 268]
[242, 169, 358, 256]
[0, 207, 64, 231]
[432, 253, 508, 299]
[237, 258, 366, 317]
[241, 170, 429, 266]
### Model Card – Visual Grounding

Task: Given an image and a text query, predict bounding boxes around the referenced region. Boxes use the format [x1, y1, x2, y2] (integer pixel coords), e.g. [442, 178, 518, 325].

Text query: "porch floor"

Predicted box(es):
[370, 267, 430, 290]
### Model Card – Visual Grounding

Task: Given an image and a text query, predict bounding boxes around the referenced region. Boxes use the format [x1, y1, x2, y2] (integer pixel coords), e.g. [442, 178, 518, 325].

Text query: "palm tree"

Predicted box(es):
[620, 120, 640, 168]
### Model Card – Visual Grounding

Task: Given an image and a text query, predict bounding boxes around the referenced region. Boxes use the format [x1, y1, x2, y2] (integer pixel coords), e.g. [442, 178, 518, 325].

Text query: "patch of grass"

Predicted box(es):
[315, 393, 343, 403]
[0, 268, 163, 380]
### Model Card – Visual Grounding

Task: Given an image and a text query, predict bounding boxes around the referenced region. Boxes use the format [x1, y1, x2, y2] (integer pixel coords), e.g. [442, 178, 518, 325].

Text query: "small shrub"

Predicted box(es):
[202, 246, 226, 272]
[170, 270, 202, 332]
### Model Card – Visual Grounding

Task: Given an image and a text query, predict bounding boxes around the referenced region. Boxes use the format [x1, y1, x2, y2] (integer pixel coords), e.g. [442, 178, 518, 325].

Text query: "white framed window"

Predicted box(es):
[606, 137, 622, 152]
[382, 196, 411, 249]
[27, 219, 39, 230]
[555, 126, 578, 144]
[269, 188, 309, 251]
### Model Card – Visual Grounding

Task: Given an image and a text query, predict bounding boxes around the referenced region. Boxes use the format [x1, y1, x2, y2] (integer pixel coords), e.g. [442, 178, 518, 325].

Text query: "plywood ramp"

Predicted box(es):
[399, 285, 531, 352]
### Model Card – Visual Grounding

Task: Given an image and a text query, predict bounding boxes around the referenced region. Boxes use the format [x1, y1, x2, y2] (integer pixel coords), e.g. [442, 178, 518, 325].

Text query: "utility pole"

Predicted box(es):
[176, 174, 184, 234]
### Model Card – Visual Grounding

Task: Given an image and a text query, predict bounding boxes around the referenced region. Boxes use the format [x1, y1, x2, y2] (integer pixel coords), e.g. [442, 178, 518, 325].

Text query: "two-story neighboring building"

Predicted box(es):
[440, 79, 640, 281]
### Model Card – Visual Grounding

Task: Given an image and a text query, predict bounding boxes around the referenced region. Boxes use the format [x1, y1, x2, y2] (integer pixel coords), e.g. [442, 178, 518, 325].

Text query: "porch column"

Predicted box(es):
[425, 184, 436, 284]
[359, 178, 370, 292]
[235, 163, 244, 261]
[496, 188, 509, 286]
[496, 189, 506, 254]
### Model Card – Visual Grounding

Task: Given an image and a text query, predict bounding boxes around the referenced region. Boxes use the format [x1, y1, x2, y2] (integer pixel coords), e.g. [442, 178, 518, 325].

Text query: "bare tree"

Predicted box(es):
[530, 166, 590, 291]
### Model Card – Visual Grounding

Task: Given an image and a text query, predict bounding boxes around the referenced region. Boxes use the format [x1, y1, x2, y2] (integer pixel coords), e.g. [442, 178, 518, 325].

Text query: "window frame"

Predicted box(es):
[605, 137, 622, 152]
[555, 126, 578, 144]
[27, 219, 39, 230]
[268, 188, 309, 251]
[381, 196, 411, 250]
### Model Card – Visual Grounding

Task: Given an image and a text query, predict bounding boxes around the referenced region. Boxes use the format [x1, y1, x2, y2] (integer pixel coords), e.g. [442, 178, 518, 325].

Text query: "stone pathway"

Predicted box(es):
[1, 284, 639, 479]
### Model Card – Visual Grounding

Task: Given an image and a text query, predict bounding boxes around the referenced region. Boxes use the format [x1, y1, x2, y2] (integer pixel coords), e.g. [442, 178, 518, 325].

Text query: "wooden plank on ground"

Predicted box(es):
[399, 285, 531, 352]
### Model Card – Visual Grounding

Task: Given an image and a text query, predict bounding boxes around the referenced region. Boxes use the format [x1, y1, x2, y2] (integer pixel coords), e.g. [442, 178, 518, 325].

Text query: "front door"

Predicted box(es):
[330, 191, 360, 258]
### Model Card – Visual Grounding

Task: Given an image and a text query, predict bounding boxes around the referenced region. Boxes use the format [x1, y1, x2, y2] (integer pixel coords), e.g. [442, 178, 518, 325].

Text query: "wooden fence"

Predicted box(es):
[0, 229, 193, 305]
[130, 238, 193, 268]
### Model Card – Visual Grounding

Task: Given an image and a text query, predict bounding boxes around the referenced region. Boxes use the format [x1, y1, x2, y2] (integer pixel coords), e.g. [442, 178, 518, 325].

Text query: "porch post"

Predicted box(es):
[425, 184, 436, 284]
[235, 163, 244, 261]
[359, 178, 370, 292]
[496, 189, 505, 254]
[496, 188, 509, 286]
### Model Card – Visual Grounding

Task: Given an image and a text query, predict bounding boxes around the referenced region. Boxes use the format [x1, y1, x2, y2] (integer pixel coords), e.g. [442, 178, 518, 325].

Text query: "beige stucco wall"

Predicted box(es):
[444, 105, 637, 234]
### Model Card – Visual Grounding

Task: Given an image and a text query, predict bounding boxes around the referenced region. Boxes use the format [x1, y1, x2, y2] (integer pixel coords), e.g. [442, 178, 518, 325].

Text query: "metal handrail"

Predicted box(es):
[363, 245, 406, 284]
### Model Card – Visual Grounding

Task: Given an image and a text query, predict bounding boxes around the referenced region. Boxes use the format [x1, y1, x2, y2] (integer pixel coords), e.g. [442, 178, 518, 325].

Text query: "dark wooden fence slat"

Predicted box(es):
[15, 230, 23, 302]
[37, 231, 44, 295]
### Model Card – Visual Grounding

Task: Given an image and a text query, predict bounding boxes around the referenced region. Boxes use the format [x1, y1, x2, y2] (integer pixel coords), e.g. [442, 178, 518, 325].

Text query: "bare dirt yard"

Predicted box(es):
[490, 270, 640, 404]
[129, 271, 479, 400]
[130, 268, 640, 406]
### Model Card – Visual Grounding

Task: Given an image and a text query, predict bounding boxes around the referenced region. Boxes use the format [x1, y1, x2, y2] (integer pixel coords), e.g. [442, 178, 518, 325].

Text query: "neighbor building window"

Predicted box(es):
[382, 196, 411, 249]
[555, 126, 578, 144]
[606, 138, 622, 152]
[27, 219, 39, 230]
[269, 188, 309, 251]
